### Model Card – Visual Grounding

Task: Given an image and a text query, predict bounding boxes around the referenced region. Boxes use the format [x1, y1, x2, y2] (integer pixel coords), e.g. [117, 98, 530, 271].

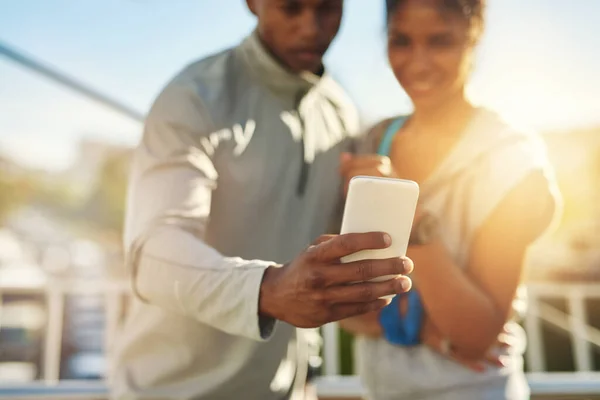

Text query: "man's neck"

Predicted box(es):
[240, 31, 324, 96]
[256, 33, 324, 77]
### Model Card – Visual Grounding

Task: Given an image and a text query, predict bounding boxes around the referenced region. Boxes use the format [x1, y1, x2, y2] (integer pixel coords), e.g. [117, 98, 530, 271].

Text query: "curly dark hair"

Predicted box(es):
[386, 0, 485, 39]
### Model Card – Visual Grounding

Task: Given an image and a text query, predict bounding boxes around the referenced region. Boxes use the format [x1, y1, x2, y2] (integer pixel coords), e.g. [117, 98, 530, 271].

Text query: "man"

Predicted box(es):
[110, 1, 413, 399]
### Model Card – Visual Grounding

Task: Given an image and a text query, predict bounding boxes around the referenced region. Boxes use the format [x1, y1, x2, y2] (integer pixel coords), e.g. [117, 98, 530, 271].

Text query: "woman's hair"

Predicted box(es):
[386, 0, 486, 39]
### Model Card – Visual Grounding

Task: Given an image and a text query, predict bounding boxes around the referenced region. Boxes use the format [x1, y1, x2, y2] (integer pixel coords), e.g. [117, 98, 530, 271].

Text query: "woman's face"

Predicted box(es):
[387, 0, 477, 110]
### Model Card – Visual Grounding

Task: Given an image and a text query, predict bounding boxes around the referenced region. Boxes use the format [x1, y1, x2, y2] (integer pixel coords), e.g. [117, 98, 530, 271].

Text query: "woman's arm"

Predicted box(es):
[338, 302, 511, 371]
[338, 310, 383, 337]
[410, 170, 556, 359]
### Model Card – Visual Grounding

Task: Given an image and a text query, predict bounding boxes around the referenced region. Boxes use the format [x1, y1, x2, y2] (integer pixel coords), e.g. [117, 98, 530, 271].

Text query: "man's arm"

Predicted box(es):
[124, 79, 277, 340]
[125, 78, 414, 340]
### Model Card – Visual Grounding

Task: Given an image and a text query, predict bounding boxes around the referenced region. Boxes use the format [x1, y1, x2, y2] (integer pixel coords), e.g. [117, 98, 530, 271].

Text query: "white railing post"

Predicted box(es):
[104, 289, 122, 359]
[567, 289, 593, 371]
[321, 322, 340, 376]
[43, 284, 65, 382]
[525, 286, 546, 372]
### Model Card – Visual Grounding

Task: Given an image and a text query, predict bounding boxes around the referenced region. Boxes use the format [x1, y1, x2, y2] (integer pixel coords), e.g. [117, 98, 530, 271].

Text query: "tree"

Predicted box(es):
[0, 172, 34, 224]
[77, 151, 131, 232]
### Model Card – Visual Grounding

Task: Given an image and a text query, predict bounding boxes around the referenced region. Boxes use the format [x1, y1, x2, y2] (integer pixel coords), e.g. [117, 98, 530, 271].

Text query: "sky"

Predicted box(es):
[1, 0, 599, 171]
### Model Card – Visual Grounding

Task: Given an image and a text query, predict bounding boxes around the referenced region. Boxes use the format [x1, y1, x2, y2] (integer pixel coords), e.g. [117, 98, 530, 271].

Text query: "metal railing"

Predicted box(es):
[524, 282, 600, 372]
[0, 40, 144, 123]
[0, 277, 129, 382]
[3, 280, 600, 398]
[2, 374, 600, 400]
[320, 282, 600, 376]
[4, 36, 598, 399]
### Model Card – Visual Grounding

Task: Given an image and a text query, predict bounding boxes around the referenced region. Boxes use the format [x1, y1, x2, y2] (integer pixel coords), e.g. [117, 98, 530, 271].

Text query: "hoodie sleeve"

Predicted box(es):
[123, 79, 276, 341]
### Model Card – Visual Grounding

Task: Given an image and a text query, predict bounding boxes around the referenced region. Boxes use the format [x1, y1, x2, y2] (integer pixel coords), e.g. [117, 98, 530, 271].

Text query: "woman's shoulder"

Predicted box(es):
[466, 108, 560, 219]
[358, 115, 409, 154]
[473, 108, 543, 147]
[464, 108, 550, 171]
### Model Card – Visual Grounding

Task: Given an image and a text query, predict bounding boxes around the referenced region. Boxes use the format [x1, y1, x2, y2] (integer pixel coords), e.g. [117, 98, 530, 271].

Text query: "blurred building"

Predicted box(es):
[59, 138, 132, 200]
[528, 126, 600, 282]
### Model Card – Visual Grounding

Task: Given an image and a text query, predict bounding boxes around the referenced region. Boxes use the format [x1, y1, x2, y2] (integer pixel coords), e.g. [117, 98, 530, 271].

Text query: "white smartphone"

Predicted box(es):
[340, 176, 419, 293]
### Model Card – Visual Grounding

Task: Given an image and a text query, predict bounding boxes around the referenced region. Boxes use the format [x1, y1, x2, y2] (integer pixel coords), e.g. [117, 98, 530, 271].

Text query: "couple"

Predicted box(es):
[110, 0, 560, 399]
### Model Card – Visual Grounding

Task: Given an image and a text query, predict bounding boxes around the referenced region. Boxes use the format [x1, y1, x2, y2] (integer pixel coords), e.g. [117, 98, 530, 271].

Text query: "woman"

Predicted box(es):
[339, 0, 561, 399]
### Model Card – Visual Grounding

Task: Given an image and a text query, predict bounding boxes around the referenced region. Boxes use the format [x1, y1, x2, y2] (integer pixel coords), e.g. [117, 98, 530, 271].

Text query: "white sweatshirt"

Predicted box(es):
[109, 31, 360, 400]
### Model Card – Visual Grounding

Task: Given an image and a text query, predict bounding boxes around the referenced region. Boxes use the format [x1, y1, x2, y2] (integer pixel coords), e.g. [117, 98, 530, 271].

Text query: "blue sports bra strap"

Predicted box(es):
[375, 115, 424, 347]
[377, 116, 407, 156]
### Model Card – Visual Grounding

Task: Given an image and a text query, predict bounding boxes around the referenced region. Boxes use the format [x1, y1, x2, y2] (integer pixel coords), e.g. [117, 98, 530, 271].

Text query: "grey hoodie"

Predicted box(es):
[109, 31, 360, 400]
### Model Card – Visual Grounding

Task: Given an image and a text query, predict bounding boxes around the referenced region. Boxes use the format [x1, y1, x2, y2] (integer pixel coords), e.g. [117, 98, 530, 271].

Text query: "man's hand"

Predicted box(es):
[259, 232, 413, 328]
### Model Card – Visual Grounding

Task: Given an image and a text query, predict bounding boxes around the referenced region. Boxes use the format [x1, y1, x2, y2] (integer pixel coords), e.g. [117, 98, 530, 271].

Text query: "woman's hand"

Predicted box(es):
[339, 152, 425, 229]
[339, 153, 398, 194]
[421, 318, 510, 372]
[339, 298, 511, 371]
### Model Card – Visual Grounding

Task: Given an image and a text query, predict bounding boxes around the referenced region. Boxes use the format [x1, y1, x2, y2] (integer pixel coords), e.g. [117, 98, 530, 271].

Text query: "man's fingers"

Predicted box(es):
[308, 232, 391, 261]
[329, 299, 389, 321]
[312, 234, 337, 246]
[323, 277, 411, 303]
[324, 257, 412, 286]
[305, 235, 338, 260]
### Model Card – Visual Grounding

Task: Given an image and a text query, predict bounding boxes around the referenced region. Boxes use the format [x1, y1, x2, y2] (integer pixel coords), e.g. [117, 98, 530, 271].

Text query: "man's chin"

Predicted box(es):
[301, 63, 324, 75]
[287, 56, 324, 75]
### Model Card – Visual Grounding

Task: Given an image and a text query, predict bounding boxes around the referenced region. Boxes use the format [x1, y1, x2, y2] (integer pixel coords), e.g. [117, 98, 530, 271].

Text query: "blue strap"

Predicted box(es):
[376, 116, 424, 346]
[379, 290, 424, 346]
[377, 116, 406, 157]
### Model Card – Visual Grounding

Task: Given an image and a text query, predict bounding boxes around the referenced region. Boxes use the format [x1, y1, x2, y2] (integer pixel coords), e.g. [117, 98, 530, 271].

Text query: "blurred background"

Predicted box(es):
[0, 0, 599, 393]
